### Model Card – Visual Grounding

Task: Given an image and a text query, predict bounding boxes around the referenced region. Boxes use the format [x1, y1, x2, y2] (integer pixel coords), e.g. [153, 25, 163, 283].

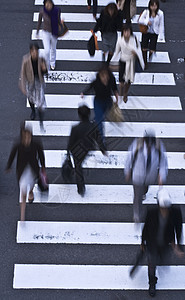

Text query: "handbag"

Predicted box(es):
[87, 30, 99, 57]
[107, 102, 124, 122]
[58, 21, 68, 37]
[38, 169, 49, 192]
[138, 12, 148, 34]
[61, 153, 74, 183]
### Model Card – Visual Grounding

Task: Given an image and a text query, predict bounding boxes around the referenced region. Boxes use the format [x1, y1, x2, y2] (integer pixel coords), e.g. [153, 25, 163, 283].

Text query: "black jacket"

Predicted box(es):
[6, 138, 45, 181]
[142, 207, 183, 251]
[67, 121, 106, 162]
[94, 10, 121, 34]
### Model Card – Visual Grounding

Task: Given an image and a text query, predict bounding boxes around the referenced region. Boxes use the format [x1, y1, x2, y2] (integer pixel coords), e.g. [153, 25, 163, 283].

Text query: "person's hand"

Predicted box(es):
[80, 93, 84, 98]
[140, 243, 145, 252]
[115, 92, 119, 104]
[173, 245, 184, 258]
[125, 172, 131, 182]
[40, 59, 47, 71]
[148, 21, 152, 25]
[158, 175, 163, 185]
[132, 50, 137, 56]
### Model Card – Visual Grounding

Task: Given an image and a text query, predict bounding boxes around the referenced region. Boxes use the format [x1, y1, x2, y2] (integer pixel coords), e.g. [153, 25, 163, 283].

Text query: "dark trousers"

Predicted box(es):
[133, 184, 148, 221]
[94, 97, 112, 140]
[87, 0, 98, 15]
[73, 153, 87, 192]
[123, 0, 131, 23]
[147, 246, 168, 284]
[29, 100, 44, 123]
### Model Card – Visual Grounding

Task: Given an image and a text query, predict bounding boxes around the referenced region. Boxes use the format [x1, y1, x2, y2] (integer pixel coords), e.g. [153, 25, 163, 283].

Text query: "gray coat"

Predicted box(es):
[124, 138, 168, 185]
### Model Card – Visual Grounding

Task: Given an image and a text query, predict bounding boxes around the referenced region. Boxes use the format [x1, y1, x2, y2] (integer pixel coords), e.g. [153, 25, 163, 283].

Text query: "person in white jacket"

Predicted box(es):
[138, 0, 164, 68]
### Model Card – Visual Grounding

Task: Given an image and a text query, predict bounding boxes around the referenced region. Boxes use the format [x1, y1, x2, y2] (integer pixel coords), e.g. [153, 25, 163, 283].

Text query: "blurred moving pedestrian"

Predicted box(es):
[111, 24, 144, 103]
[6, 125, 46, 221]
[141, 188, 184, 297]
[19, 43, 47, 131]
[81, 66, 119, 141]
[37, 0, 63, 70]
[93, 3, 120, 63]
[116, 0, 136, 24]
[67, 105, 107, 196]
[124, 130, 168, 222]
[87, 0, 98, 19]
[138, 0, 165, 68]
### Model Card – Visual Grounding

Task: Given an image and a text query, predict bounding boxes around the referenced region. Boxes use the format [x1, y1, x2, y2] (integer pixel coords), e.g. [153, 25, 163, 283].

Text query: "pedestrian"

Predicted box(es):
[111, 24, 144, 103]
[37, 0, 63, 70]
[141, 188, 184, 297]
[116, 0, 136, 24]
[6, 125, 46, 221]
[19, 42, 47, 131]
[87, 0, 98, 19]
[138, 0, 165, 68]
[67, 105, 107, 196]
[124, 129, 168, 223]
[81, 66, 119, 141]
[93, 3, 120, 63]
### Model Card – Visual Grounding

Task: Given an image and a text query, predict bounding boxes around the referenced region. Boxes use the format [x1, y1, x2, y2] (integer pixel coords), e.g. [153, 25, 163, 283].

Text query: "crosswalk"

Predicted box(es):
[13, 0, 185, 296]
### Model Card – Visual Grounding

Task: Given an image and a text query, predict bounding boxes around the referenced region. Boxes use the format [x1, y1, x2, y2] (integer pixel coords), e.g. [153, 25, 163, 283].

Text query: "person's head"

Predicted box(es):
[78, 105, 91, 121]
[98, 66, 110, 86]
[29, 42, 39, 60]
[105, 3, 118, 17]
[143, 129, 156, 147]
[20, 124, 32, 147]
[148, 0, 159, 16]
[157, 188, 171, 217]
[121, 24, 133, 40]
[43, 0, 54, 10]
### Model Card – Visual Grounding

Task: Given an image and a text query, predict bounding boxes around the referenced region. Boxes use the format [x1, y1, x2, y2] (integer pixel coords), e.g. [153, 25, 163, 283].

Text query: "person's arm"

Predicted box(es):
[93, 10, 103, 33]
[67, 127, 76, 152]
[37, 11, 43, 34]
[158, 141, 168, 185]
[110, 38, 121, 64]
[158, 10, 165, 41]
[37, 141, 46, 169]
[81, 80, 95, 97]
[138, 9, 148, 25]
[172, 207, 184, 257]
[18, 58, 27, 95]
[6, 144, 18, 171]
[110, 73, 119, 104]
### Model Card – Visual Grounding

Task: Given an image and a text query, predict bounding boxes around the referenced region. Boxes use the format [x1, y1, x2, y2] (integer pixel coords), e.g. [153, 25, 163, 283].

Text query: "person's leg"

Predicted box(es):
[147, 249, 158, 297]
[42, 31, 51, 69]
[94, 98, 105, 140]
[148, 33, 158, 61]
[124, 0, 131, 23]
[119, 60, 126, 96]
[74, 156, 86, 196]
[28, 100, 36, 120]
[141, 33, 150, 68]
[50, 35, 58, 69]
[123, 81, 131, 103]
[107, 52, 113, 64]
[87, 0, 91, 9]
[93, 0, 97, 18]
[133, 184, 144, 222]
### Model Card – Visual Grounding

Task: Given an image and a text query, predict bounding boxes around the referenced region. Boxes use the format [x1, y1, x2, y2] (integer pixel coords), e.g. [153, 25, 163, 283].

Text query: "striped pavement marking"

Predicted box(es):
[13, 264, 185, 290]
[25, 121, 185, 138]
[16, 221, 185, 244]
[35, 0, 150, 7]
[43, 71, 175, 85]
[32, 30, 165, 43]
[39, 49, 170, 63]
[41, 150, 184, 169]
[27, 95, 182, 110]
[29, 184, 185, 204]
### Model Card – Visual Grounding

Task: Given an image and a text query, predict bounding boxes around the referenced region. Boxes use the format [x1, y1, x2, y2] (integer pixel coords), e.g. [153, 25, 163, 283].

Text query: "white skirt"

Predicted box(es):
[19, 165, 36, 202]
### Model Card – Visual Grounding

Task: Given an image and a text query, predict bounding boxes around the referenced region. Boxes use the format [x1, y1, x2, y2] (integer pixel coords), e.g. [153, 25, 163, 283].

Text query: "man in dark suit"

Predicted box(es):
[141, 188, 184, 297]
[67, 105, 107, 196]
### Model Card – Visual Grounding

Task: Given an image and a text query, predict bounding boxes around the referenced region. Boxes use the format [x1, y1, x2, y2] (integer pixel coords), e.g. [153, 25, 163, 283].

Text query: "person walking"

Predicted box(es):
[67, 105, 107, 196]
[141, 188, 184, 297]
[138, 0, 165, 68]
[81, 66, 119, 141]
[116, 0, 136, 24]
[93, 3, 120, 63]
[6, 125, 46, 221]
[19, 42, 47, 131]
[124, 130, 168, 222]
[111, 24, 144, 103]
[37, 0, 63, 70]
[87, 0, 98, 19]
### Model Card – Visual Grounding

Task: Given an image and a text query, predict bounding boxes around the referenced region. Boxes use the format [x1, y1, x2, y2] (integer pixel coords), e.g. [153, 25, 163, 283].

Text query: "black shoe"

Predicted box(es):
[30, 110, 35, 120]
[78, 186, 86, 197]
[149, 277, 157, 297]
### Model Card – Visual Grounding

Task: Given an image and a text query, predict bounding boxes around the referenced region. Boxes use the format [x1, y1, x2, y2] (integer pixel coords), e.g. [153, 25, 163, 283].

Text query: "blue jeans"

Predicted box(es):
[94, 97, 112, 140]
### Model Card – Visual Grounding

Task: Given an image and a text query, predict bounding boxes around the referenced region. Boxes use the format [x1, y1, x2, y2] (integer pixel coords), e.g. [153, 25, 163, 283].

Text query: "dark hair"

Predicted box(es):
[104, 3, 118, 17]
[78, 105, 91, 121]
[121, 24, 133, 36]
[43, 0, 54, 6]
[148, 0, 159, 17]
[29, 42, 39, 51]
[98, 65, 111, 78]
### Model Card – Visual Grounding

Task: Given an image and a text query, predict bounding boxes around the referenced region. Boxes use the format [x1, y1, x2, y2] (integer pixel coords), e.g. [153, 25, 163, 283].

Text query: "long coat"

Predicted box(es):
[117, 0, 136, 18]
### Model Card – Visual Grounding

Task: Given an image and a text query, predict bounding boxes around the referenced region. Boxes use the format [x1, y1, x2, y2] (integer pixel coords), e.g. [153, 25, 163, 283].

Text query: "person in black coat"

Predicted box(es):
[141, 188, 184, 297]
[6, 124, 45, 221]
[67, 105, 107, 196]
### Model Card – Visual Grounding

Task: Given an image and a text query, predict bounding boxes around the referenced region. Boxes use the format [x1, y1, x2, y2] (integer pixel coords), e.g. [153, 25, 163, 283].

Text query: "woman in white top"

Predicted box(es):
[138, 0, 164, 67]
[111, 24, 144, 102]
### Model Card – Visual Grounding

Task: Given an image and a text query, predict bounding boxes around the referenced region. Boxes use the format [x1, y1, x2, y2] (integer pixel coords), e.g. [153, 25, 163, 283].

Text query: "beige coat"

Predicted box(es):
[117, 0, 136, 18]
[19, 53, 47, 95]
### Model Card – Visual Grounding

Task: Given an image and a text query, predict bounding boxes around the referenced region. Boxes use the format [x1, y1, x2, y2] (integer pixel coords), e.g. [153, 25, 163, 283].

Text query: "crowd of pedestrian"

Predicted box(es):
[5, 0, 184, 297]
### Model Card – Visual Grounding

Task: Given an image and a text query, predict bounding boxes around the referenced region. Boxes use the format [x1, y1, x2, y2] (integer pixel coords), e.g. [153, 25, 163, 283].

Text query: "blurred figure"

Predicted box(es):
[111, 24, 144, 103]
[87, 0, 98, 19]
[124, 130, 168, 222]
[6, 125, 45, 221]
[37, 0, 63, 70]
[67, 105, 107, 196]
[19, 42, 47, 131]
[116, 0, 136, 24]
[141, 188, 183, 297]
[81, 66, 119, 142]
[93, 3, 120, 63]
[138, 0, 165, 68]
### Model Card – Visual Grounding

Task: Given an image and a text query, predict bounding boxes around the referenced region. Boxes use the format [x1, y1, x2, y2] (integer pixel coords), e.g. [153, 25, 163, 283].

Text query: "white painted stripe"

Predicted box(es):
[27, 95, 182, 110]
[39, 150, 185, 169]
[43, 71, 175, 85]
[25, 121, 185, 138]
[16, 221, 143, 244]
[13, 264, 185, 290]
[33, 12, 140, 24]
[39, 49, 170, 63]
[30, 184, 185, 204]
[34, 0, 149, 7]
[32, 30, 165, 43]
